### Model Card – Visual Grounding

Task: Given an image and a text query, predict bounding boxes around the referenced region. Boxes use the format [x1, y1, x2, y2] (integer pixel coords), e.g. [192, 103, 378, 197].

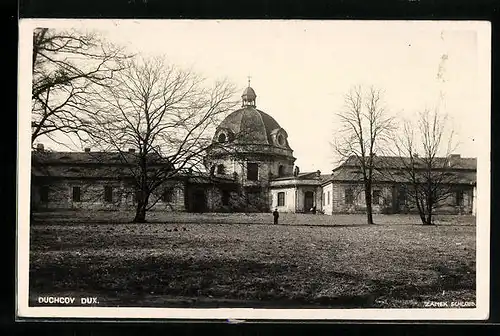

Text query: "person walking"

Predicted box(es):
[273, 208, 279, 225]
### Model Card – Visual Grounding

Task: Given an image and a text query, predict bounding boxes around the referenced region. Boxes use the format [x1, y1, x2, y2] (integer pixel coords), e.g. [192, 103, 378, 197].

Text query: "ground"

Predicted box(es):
[28, 212, 476, 308]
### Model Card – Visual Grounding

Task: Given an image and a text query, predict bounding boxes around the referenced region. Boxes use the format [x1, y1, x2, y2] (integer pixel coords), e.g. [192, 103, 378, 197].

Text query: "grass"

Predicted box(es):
[29, 212, 476, 308]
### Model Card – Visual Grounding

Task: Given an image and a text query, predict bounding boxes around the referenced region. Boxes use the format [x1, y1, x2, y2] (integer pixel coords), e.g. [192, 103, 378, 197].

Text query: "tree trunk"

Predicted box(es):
[134, 200, 147, 223]
[415, 198, 426, 225]
[364, 185, 374, 224]
[366, 207, 374, 224]
[424, 195, 434, 225]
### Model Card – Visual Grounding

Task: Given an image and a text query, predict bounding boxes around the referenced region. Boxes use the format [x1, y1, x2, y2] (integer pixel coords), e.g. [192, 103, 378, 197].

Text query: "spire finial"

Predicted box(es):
[247, 75, 252, 87]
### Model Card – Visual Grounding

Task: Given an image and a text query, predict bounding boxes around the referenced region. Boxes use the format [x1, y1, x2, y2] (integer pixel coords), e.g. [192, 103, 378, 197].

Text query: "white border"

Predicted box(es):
[17, 19, 491, 321]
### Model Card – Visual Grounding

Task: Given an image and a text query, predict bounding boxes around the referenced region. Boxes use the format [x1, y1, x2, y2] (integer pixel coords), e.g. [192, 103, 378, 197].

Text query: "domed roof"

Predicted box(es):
[242, 86, 257, 101]
[215, 106, 288, 146]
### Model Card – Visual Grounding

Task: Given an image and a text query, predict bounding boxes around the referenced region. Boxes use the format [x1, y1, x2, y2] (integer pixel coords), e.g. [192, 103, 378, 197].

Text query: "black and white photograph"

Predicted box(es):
[17, 19, 490, 320]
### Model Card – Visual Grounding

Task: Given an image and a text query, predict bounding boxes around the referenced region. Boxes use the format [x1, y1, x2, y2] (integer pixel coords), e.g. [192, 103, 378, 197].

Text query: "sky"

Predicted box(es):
[20, 19, 491, 174]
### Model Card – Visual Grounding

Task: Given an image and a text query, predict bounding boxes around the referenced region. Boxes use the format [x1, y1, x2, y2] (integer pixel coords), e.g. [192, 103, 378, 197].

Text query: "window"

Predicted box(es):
[218, 133, 226, 143]
[278, 165, 285, 177]
[277, 134, 285, 146]
[72, 186, 81, 202]
[345, 188, 354, 205]
[373, 190, 381, 205]
[456, 190, 464, 206]
[104, 186, 113, 203]
[222, 190, 230, 206]
[327, 191, 330, 205]
[277, 192, 285, 206]
[247, 162, 258, 181]
[162, 188, 174, 203]
[40, 186, 49, 202]
[323, 192, 326, 206]
[217, 164, 225, 175]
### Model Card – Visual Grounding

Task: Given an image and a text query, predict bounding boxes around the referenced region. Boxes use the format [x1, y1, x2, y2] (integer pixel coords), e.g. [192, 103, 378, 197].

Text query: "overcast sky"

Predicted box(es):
[21, 20, 490, 173]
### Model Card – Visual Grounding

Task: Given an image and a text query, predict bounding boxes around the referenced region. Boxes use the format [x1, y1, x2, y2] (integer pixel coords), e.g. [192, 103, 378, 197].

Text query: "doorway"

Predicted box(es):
[192, 189, 207, 213]
[304, 191, 314, 212]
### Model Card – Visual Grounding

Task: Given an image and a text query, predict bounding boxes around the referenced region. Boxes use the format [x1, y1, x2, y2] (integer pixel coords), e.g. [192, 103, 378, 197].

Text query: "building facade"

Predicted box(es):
[321, 155, 477, 215]
[30, 84, 477, 215]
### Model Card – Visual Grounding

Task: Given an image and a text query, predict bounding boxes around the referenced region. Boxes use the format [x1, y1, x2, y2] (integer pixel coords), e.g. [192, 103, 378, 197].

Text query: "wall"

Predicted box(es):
[321, 183, 334, 214]
[32, 179, 186, 212]
[325, 181, 475, 215]
[205, 154, 294, 185]
[269, 187, 296, 213]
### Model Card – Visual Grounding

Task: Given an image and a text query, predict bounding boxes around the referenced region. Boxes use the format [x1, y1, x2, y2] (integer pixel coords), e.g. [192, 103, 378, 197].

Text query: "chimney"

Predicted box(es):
[293, 166, 300, 177]
[128, 148, 136, 153]
[36, 143, 44, 151]
[316, 170, 321, 178]
[84, 147, 91, 152]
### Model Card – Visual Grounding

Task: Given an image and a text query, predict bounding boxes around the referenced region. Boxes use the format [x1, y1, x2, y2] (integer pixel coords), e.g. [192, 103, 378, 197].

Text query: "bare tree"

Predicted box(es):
[88, 57, 238, 222]
[392, 108, 458, 225]
[332, 85, 394, 224]
[31, 27, 129, 146]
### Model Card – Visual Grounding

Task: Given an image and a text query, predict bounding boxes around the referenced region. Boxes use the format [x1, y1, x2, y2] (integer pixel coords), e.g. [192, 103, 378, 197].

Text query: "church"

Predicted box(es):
[30, 84, 477, 216]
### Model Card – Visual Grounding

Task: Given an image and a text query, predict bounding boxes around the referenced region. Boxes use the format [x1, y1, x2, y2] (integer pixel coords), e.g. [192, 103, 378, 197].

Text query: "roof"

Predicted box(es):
[241, 86, 257, 101]
[31, 150, 173, 179]
[342, 155, 477, 170]
[272, 171, 321, 181]
[215, 106, 289, 147]
[30, 150, 239, 185]
[322, 155, 477, 185]
[185, 173, 238, 185]
[269, 172, 333, 188]
[32, 150, 169, 166]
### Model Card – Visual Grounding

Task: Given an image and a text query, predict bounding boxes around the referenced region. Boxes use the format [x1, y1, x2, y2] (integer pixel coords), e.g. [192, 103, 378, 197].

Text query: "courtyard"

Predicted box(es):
[28, 212, 476, 308]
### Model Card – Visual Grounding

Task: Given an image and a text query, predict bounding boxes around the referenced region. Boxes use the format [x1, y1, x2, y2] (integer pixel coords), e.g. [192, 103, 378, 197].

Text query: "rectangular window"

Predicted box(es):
[345, 188, 354, 205]
[327, 191, 330, 205]
[104, 186, 113, 203]
[222, 190, 230, 206]
[323, 192, 326, 206]
[456, 190, 464, 206]
[72, 186, 81, 202]
[373, 189, 381, 205]
[40, 186, 49, 202]
[277, 192, 285, 206]
[162, 188, 174, 203]
[247, 162, 259, 181]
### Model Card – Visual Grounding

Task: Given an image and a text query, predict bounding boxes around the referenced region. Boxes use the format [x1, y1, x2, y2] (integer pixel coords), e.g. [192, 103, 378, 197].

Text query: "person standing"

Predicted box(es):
[273, 208, 279, 225]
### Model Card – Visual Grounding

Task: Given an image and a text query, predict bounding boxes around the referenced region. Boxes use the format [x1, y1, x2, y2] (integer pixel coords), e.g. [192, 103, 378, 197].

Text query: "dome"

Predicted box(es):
[214, 106, 290, 147]
[242, 86, 257, 101]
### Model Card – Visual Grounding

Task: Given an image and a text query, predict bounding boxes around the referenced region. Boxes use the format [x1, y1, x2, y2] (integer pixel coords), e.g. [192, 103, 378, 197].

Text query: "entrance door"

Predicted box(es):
[192, 189, 206, 213]
[304, 191, 314, 212]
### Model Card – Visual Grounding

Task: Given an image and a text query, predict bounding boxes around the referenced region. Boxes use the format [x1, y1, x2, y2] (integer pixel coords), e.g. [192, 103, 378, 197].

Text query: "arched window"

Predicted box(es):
[217, 164, 225, 174]
[277, 134, 285, 146]
[278, 165, 285, 177]
[218, 133, 226, 143]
